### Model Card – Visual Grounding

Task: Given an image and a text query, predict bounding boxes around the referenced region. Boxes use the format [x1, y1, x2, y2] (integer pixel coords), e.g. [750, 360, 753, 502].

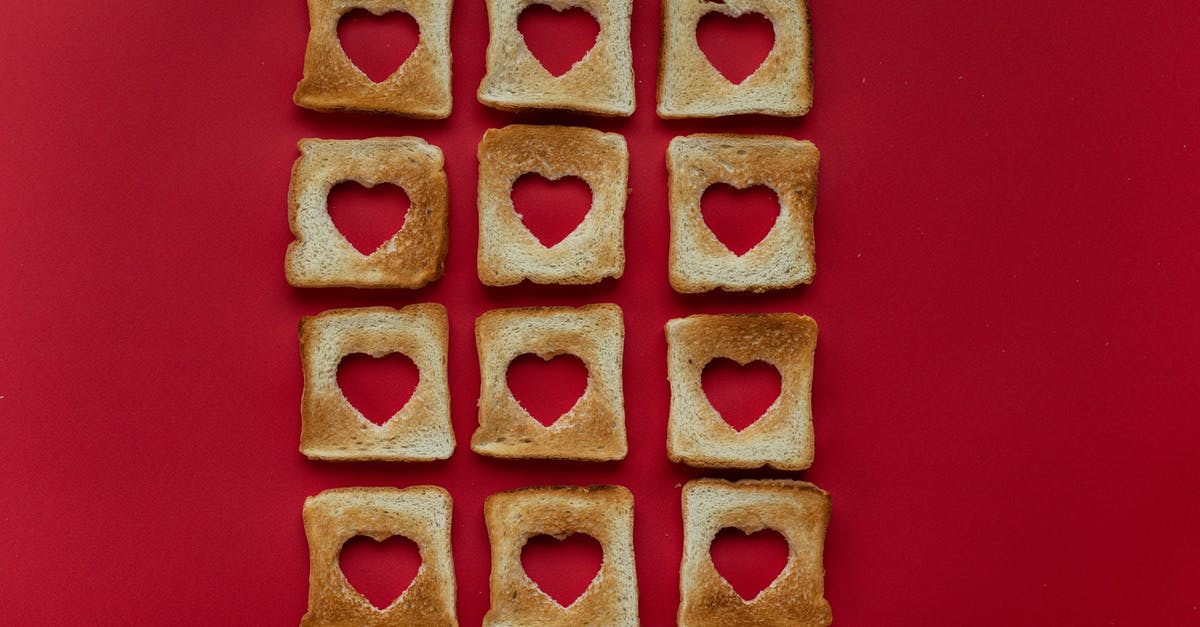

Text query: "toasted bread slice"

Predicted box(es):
[667, 134, 819, 293]
[471, 304, 626, 461]
[301, 486, 457, 626]
[286, 137, 449, 289]
[300, 304, 454, 461]
[477, 125, 628, 286]
[679, 479, 831, 626]
[666, 312, 817, 470]
[294, 0, 452, 118]
[658, 0, 812, 118]
[483, 485, 637, 626]
[477, 0, 634, 116]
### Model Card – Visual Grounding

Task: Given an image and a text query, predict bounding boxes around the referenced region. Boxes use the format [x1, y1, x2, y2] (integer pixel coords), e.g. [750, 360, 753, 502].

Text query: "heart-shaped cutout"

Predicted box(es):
[338, 9, 420, 83]
[339, 534, 422, 609]
[710, 527, 789, 601]
[702, 358, 781, 431]
[521, 533, 604, 607]
[506, 353, 589, 427]
[327, 182, 410, 256]
[696, 11, 775, 84]
[510, 173, 592, 248]
[518, 4, 600, 77]
[337, 352, 419, 426]
[700, 183, 780, 256]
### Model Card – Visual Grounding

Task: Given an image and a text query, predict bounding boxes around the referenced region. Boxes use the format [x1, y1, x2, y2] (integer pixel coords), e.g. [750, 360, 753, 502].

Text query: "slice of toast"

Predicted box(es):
[301, 486, 457, 626]
[477, 0, 635, 116]
[294, 0, 452, 118]
[477, 125, 628, 286]
[679, 479, 831, 627]
[300, 304, 454, 461]
[483, 485, 638, 626]
[658, 0, 812, 118]
[667, 134, 819, 293]
[471, 304, 626, 461]
[286, 137, 449, 289]
[666, 312, 817, 470]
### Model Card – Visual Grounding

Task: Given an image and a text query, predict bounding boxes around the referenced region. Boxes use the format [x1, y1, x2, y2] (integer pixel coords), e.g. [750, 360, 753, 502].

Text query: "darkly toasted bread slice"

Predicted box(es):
[294, 0, 452, 117]
[301, 486, 457, 626]
[483, 485, 637, 626]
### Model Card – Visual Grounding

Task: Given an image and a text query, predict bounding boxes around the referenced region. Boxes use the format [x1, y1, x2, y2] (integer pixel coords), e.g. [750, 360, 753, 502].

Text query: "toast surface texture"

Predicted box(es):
[300, 304, 454, 461]
[477, 125, 628, 286]
[679, 479, 831, 626]
[286, 137, 449, 289]
[666, 312, 817, 470]
[658, 0, 811, 118]
[294, 0, 452, 117]
[301, 486, 457, 626]
[483, 485, 638, 626]
[668, 134, 818, 293]
[471, 304, 627, 461]
[478, 0, 635, 116]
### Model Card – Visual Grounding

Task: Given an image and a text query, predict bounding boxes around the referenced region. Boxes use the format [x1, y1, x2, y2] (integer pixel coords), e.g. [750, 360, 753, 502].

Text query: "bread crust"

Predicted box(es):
[477, 0, 635, 116]
[286, 137, 449, 289]
[666, 312, 817, 470]
[471, 304, 627, 461]
[477, 125, 628, 286]
[679, 479, 831, 627]
[658, 0, 812, 118]
[301, 486, 458, 626]
[667, 134, 819, 293]
[294, 0, 452, 118]
[300, 304, 454, 461]
[483, 485, 638, 626]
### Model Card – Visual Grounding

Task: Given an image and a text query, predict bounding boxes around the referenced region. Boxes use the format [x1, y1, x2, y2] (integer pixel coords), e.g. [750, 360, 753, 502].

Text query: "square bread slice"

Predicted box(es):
[667, 134, 819, 293]
[666, 312, 817, 470]
[300, 304, 454, 461]
[301, 486, 457, 626]
[658, 0, 812, 118]
[679, 479, 831, 627]
[477, 125, 628, 286]
[483, 485, 637, 626]
[471, 304, 626, 461]
[293, 0, 452, 118]
[286, 137, 449, 289]
[477, 0, 634, 116]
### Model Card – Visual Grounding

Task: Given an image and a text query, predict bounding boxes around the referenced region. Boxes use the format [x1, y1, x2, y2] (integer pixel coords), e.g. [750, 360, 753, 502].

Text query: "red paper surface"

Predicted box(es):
[2, 1, 1199, 625]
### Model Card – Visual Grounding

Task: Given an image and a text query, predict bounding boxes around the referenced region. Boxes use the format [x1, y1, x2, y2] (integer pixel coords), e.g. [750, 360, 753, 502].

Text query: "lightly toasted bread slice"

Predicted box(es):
[666, 312, 817, 470]
[658, 0, 812, 118]
[483, 485, 637, 626]
[471, 304, 626, 461]
[301, 486, 457, 626]
[679, 479, 831, 626]
[477, 125, 628, 286]
[478, 0, 634, 116]
[286, 137, 449, 289]
[667, 134, 819, 293]
[294, 0, 452, 118]
[300, 304, 453, 461]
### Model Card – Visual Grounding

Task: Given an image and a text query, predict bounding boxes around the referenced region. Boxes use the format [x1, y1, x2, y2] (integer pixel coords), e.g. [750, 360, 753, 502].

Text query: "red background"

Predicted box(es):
[2, 1, 1199, 624]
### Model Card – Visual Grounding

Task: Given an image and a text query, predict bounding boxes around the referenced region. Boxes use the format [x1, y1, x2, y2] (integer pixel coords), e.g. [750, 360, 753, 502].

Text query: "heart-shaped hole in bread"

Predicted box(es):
[710, 527, 789, 601]
[337, 352, 419, 426]
[327, 182, 410, 256]
[521, 533, 604, 607]
[337, 9, 421, 83]
[518, 4, 600, 77]
[700, 183, 781, 256]
[696, 11, 775, 84]
[338, 534, 422, 609]
[702, 358, 782, 431]
[507, 353, 589, 427]
[510, 173, 593, 248]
